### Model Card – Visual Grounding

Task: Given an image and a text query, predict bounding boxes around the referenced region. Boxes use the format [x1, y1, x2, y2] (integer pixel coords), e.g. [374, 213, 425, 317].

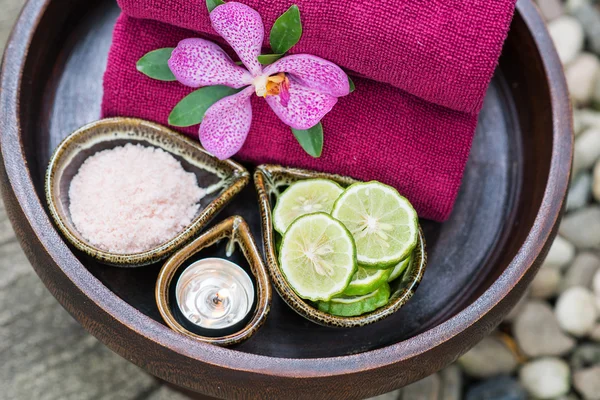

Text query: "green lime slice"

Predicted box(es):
[279, 212, 357, 301]
[318, 283, 391, 317]
[387, 255, 412, 282]
[344, 266, 391, 296]
[273, 179, 344, 234]
[331, 182, 418, 268]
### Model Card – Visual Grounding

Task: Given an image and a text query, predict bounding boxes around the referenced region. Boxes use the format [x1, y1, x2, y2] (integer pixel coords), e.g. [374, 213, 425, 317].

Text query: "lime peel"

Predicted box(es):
[318, 283, 391, 316]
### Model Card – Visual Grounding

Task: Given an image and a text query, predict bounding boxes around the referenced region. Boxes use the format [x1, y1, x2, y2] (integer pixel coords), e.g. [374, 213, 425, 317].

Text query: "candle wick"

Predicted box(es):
[212, 294, 222, 305]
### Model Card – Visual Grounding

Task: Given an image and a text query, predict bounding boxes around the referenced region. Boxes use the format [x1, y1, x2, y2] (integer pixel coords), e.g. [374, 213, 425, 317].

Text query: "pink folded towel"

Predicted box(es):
[102, 0, 516, 221]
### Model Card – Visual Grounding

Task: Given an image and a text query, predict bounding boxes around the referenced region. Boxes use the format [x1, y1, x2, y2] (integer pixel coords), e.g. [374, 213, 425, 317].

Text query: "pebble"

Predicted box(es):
[566, 0, 590, 13]
[568, 172, 592, 211]
[531, 268, 561, 299]
[458, 336, 518, 378]
[566, 53, 600, 104]
[504, 290, 529, 323]
[591, 325, 600, 342]
[560, 252, 600, 292]
[439, 364, 462, 400]
[548, 16, 585, 65]
[514, 301, 575, 357]
[570, 344, 600, 370]
[557, 395, 582, 400]
[556, 287, 598, 337]
[519, 358, 571, 399]
[593, 270, 600, 296]
[572, 3, 600, 55]
[538, 0, 564, 21]
[559, 207, 600, 249]
[574, 109, 600, 134]
[542, 235, 576, 270]
[402, 373, 440, 400]
[573, 366, 600, 400]
[465, 376, 526, 400]
[574, 129, 600, 174]
[366, 391, 400, 400]
[593, 163, 600, 202]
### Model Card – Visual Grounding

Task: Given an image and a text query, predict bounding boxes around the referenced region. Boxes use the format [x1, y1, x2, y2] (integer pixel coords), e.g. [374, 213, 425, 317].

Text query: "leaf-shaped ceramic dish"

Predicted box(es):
[45, 118, 249, 267]
[254, 164, 427, 328]
[156, 216, 271, 346]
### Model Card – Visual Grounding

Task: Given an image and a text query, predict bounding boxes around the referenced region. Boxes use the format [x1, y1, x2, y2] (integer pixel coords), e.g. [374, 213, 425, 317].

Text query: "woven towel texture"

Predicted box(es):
[102, 0, 516, 221]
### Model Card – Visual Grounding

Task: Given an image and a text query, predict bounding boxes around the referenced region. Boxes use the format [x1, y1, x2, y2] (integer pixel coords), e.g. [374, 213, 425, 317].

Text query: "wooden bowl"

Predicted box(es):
[253, 165, 427, 328]
[0, 0, 572, 398]
[45, 117, 250, 267]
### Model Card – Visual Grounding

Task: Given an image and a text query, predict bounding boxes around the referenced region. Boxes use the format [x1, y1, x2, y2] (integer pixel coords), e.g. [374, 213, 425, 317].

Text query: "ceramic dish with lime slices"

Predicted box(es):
[254, 165, 427, 328]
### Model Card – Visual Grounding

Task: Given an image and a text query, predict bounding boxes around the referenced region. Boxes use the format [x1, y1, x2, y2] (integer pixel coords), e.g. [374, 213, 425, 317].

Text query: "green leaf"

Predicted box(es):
[270, 5, 302, 54]
[257, 53, 284, 65]
[206, 0, 225, 12]
[348, 75, 355, 93]
[291, 123, 323, 158]
[136, 48, 176, 81]
[168, 86, 240, 127]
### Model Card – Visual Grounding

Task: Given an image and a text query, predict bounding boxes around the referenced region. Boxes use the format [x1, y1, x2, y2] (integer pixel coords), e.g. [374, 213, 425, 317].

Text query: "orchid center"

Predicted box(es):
[253, 73, 290, 100]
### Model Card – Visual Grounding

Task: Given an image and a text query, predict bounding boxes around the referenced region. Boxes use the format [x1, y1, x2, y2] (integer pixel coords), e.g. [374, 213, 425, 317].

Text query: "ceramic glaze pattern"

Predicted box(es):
[45, 118, 250, 267]
[254, 164, 427, 328]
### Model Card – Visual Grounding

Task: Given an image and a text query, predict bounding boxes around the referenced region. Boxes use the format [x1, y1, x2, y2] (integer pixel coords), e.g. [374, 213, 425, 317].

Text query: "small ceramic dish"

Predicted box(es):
[156, 216, 271, 346]
[254, 164, 427, 328]
[45, 117, 249, 267]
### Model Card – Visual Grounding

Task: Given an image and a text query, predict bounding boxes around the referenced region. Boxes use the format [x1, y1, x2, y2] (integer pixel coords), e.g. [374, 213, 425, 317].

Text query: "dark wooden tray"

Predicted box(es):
[0, 0, 572, 399]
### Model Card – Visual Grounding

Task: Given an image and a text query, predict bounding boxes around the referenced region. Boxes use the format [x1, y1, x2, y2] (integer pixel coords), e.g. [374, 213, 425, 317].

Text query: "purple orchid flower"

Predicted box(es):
[167, 2, 350, 160]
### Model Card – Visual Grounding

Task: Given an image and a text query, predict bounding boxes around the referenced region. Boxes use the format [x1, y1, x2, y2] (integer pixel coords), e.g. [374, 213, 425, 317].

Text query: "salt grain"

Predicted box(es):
[68, 143, 206, 254]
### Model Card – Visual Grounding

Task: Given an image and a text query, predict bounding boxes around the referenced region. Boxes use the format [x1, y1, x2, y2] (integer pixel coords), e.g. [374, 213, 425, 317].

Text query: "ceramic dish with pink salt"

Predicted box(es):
[45, 117, 250, 267]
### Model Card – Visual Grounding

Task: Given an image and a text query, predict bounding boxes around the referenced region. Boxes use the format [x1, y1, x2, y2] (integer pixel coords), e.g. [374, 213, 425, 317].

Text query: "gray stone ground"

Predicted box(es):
[0, 1, 188, 398]
[0, 203, 190, 399]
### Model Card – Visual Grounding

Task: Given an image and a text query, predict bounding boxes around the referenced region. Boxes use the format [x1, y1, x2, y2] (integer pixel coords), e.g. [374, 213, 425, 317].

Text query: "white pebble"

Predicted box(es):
[566, 53, 600, 104]
[567, 172, 592, 211]
[574, 128, 600, 174]
[574, 109, 600, 135]
[531, 268, 561, 299]
[548, 16, 584, 65]
[592, 162, 600, 202]
[519, 358, 570, 399]
[566, 0, 588, 13]
[591, 324, 600, 342]
[542, 236, 575, 270]
[593, 270, 600, 296]
[555, 287, 598, 337]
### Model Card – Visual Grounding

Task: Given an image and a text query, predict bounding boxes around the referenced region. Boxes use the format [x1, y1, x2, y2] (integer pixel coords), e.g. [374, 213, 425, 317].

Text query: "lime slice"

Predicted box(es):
[332, 182, 418, 268]
[387, 255, 412, 282]
[279, 212, 357, 301]
[344, 266, 391, 296]
[273, 179, 344, 234]
[318, 283, 391, 317]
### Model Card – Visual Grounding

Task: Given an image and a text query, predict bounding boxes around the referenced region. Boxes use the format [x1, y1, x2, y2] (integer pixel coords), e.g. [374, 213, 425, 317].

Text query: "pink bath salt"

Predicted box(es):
[68, 143, 206, 254]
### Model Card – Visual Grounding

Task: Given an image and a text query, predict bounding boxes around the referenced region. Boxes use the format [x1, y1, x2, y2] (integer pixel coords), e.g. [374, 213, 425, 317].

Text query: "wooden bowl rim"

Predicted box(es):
[0, 0, 572, 380]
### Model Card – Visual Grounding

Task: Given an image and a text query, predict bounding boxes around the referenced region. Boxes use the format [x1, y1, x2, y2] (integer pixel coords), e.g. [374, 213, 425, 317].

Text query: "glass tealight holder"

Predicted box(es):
[173, 258, 255, 337]
[156, 216, 271, 346]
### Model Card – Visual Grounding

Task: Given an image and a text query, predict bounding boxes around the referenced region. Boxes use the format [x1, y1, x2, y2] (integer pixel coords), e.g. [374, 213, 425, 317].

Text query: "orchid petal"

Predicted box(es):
[265, 78, 337, 130]
[199, 86, 254, 160]
[168, 38, 253, 88]
[263, 54, 350, 97]
[210, 2, 264, 77]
